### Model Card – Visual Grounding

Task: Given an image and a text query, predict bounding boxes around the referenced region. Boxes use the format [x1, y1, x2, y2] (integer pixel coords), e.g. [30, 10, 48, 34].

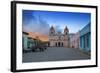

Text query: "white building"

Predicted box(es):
[69, 32, 80, 49]
[49, 26, 69, 47]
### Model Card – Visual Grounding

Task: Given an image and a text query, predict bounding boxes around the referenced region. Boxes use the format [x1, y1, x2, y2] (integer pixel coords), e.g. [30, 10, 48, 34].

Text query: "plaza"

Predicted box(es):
[23, 47, 90, 63]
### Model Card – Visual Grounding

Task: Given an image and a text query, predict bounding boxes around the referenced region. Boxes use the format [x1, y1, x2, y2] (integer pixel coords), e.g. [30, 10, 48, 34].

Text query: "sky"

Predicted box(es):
[22, 10, 91, 35]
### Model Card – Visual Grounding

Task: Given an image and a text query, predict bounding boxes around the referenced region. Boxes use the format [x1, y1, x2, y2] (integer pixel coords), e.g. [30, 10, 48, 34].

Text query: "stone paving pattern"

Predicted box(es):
[23, 47, 90, 63]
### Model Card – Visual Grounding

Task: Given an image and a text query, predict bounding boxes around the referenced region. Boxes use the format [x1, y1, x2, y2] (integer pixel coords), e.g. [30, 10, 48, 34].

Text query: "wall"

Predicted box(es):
[80, 23, 91, 52]
[0, 0, 99, 73]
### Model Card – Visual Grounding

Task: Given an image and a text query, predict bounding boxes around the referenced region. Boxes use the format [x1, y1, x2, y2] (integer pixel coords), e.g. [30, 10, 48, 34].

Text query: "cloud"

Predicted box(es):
[23, 14, 50, 36]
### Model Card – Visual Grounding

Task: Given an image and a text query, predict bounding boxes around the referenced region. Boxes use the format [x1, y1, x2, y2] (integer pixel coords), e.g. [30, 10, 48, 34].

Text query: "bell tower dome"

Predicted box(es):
[49, 26, 55, 35]
[64, 26, 69, 35]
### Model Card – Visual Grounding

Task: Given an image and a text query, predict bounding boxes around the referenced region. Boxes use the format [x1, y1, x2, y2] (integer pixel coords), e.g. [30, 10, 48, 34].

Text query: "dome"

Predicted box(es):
[64, 26, 68, 31]
[50, 26, 55, 30]
[64, 26, 69, 34]
[50, 26, 55, 32]
[50, 26, 55, 35]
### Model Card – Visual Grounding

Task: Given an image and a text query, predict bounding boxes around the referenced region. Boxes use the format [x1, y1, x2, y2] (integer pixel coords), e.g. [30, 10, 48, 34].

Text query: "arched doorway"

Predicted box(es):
[57, 42, 63, 47]
[62, 43, 63, 47]
[58, 42, 60, 47]
[55, 42, 57, 47]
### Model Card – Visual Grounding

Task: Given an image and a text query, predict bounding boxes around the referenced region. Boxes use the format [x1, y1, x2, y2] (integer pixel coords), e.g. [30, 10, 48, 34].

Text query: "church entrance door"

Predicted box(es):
[55, 43, 57, 47]
[58, 42, 63, 47]
[61, 43, 63, 47]
[58, 42, 60, 47]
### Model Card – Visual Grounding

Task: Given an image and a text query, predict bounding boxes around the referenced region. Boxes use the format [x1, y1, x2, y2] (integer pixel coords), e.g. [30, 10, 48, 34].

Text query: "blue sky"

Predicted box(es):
[22, 10, 91, 35]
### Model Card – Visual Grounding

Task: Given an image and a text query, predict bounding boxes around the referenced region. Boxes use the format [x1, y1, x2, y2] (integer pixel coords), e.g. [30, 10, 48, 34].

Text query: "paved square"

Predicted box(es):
[23, 47, 90, 63]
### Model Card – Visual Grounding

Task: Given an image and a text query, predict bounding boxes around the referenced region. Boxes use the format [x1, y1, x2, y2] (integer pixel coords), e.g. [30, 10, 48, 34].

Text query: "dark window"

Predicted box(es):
[55, 42, 57, 47]
[86, 33, 89, 48]
[62, 43, 63, 47]
[83, 36, 85, 48]
[58, 42, 60, 47]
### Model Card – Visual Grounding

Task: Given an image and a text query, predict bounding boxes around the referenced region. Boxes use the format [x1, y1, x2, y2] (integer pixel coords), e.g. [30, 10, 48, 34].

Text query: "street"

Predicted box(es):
[23, 47, 90, 63]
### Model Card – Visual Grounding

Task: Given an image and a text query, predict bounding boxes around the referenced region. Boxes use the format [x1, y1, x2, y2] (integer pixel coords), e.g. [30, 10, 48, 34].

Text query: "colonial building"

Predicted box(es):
[79, 23, 91, 53]
[69, 32, 80, 49]
[22, 31, 36, 51]
[22, 31, 49, 51]
[69, 33, 75, 48]
[49, 26, 69, 47]
[22, 32, 29, 50]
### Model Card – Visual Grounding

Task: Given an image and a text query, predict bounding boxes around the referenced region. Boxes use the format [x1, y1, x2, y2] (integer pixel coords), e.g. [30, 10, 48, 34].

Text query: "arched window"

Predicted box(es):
[58, 42, 60, 47]
[55, 42, 57, 47]
[62, 43, 63, 47]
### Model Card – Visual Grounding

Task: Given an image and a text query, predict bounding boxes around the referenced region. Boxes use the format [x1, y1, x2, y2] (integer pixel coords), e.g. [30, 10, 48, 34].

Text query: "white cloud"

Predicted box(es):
[23, 18, 50, 36]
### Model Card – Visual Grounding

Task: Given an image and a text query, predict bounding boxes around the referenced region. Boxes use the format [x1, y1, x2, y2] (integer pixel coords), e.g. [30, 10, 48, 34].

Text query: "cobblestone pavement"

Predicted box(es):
[23, 47, 90, 63]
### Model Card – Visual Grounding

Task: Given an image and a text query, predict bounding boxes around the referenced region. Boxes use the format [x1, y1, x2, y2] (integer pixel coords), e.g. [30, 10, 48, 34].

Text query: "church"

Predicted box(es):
[49, 26, 69, 47]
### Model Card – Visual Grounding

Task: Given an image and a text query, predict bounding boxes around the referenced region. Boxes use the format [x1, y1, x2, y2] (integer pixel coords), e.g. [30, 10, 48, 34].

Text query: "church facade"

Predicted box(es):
[49, 26, 69, 47]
